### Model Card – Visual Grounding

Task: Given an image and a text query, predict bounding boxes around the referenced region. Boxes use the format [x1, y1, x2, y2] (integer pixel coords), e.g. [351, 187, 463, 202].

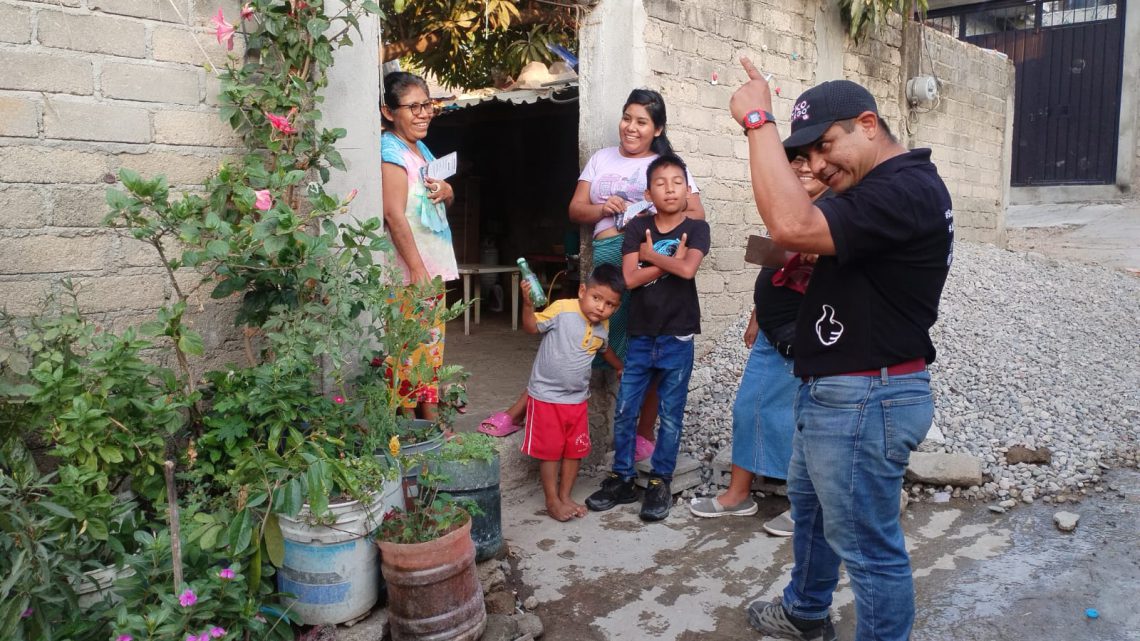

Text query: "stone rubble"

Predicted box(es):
[680, 241, 1140, 507]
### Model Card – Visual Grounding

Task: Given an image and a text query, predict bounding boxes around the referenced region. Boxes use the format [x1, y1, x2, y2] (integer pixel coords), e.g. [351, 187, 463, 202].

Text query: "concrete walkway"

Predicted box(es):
[1007, 201, 1140, 273]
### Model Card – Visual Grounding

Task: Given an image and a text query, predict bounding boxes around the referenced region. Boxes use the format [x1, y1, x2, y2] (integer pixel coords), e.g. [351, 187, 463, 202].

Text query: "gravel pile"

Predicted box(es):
[681, 241, 1140, 505]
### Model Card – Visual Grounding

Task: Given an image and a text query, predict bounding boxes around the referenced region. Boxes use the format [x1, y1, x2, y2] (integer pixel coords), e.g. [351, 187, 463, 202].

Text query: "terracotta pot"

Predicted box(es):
[377, 516, 486, 641]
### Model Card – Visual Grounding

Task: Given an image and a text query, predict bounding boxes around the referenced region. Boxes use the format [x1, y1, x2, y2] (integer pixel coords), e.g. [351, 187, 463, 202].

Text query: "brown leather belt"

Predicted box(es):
[804, 357, 926, 382]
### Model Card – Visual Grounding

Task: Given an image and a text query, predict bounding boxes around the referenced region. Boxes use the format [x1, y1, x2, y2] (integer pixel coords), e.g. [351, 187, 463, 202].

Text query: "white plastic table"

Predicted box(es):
[456, 264, 521, 335]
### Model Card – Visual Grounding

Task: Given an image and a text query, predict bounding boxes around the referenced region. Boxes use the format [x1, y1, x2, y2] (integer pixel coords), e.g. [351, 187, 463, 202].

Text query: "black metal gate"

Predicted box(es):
[927, 0, 1126, 186]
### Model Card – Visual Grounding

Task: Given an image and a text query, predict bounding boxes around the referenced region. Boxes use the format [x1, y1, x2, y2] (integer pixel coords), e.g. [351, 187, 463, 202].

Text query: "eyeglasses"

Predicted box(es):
[393, 101, 435, 116]
[789, 156, 808, 168]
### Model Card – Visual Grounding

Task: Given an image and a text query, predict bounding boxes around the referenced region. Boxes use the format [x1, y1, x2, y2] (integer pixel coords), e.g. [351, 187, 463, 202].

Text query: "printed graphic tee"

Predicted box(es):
[622, 215, 711, 337]
[793, 149, 953, 377]
[578, 147, 700, 238]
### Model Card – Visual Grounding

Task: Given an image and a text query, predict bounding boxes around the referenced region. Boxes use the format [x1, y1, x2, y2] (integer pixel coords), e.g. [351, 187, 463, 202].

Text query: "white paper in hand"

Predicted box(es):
[426, 152, 457, 180]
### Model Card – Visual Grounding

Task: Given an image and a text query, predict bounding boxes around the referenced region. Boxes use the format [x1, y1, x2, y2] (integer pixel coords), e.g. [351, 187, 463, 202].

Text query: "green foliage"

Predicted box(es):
[837, 0, 929, 41]
[440, 432, 497, 464]
[381, 0, 578, 88]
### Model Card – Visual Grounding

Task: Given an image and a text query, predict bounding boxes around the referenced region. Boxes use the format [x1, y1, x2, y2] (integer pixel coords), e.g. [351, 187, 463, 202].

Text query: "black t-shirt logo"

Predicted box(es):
[815, 304, 844, 346]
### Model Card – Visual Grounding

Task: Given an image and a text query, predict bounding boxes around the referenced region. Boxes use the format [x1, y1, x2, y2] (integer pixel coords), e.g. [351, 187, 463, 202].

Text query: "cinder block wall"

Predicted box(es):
[0, 0, 245, 360]
[902, 24, 1013, 245]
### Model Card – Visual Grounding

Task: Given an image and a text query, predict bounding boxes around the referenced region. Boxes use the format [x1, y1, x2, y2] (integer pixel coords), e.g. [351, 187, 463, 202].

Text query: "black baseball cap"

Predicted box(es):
[782, 80, 879, 150]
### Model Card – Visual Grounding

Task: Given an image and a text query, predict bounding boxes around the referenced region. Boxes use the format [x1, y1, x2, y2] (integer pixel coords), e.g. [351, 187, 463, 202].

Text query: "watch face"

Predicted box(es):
[747, 111, 763, 126]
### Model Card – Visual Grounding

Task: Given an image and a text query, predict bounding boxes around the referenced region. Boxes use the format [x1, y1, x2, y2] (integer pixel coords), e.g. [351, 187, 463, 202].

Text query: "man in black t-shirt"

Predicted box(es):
[730, 66, 952, 641]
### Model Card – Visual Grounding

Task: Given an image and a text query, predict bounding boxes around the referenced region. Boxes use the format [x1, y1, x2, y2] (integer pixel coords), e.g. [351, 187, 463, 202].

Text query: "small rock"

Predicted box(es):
[1005, 445, 1053, 465]
[479, 568, 507, 593]
[999, 499, 1017, 508]
[988, 505, 1006, 514]
[523, 596, 538, 611]
[899, 489, 909, 513]
[1053, 511, 1080, 532]
[512, 612, 544, 638]
[485, 590, 518, 615]
[932, 491, 951, 503]
[480, 614, 519, 641]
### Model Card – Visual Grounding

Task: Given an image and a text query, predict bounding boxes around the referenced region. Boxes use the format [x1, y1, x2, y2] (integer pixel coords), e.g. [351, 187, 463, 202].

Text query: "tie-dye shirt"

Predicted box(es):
[578, 146, 700, 238]
[381, 132, 458, 283]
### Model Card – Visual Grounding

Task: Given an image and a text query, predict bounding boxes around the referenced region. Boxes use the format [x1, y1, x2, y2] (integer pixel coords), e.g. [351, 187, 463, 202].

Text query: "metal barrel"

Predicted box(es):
[432, 455, 503, 562]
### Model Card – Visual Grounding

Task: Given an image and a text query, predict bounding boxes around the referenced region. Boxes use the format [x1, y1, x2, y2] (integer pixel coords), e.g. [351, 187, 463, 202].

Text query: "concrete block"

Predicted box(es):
[38, 10, 147, 58]
[43, 99, 151, 143]
[112, 150, 222, 186]
[0, 234, 115, 274]
[51, 187, 112, 227]
[905, 452, 983, 487]
[0, 280, 54, 315]
[0, 4, 32, 43]
[0, 147, 110, 184]
[151, 26, 212, 65]
[73, 274, 168, 313]
[695, 271, 725, 294]
[189, 0, 242, 26]
[101, 62, 200, 105]
[0, 186, 48, 228]
[634, 455, 701, 492]
[91, 0, 189, 22]
[0, 96, 39, 137]
[153, 109, 239, 147]
[203, 72, 222, 106]
[0, 51, 93, 95]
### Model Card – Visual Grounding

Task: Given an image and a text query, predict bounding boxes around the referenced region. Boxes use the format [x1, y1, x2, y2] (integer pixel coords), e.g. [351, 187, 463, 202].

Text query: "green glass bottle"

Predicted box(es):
[516, 258, 548, 308]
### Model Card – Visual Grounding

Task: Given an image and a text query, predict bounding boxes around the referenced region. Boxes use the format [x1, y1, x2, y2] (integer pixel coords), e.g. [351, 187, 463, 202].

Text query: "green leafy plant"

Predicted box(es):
[838, 0, 929, 40]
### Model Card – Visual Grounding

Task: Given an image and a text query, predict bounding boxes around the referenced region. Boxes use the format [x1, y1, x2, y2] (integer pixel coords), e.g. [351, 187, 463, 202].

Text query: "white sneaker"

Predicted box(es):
[762, 510, 794, 536]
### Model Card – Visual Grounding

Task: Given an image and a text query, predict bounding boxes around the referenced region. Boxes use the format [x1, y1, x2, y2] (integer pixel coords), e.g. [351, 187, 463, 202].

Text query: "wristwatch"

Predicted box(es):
[742, 109, 776, 134]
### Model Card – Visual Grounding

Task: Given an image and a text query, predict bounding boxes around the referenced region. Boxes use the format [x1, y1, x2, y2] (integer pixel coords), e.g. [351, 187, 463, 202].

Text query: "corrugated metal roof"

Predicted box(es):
[437, 81, 578, 113]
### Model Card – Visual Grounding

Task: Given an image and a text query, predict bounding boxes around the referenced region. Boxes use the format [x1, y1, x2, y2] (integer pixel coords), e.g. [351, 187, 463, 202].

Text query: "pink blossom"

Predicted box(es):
[210, 9, 235, 51]
[20, 608, 33, 618]
[345, 188, 358, 203]
[218, 567, 235, 580]
[254, 190, 272, 211]
[333, 395, 345, 404]
[179, 588, 198, 607]
[116, 636, 133, 641]
[264, 112, 297, 135]
[209, 627, 226, 639]
[240, 4, 254, 20]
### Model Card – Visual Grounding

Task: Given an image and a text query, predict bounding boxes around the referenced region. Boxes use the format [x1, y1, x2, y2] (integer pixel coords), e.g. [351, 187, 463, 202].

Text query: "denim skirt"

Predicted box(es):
[731, 331, 799, 480]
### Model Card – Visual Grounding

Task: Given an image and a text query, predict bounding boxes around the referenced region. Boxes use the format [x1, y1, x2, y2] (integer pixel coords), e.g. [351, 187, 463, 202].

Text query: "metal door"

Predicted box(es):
[927, 0, 1126, 186]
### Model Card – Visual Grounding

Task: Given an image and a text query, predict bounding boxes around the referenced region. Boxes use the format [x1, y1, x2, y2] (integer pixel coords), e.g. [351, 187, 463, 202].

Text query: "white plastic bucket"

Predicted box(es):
[277, 474, 402, 625]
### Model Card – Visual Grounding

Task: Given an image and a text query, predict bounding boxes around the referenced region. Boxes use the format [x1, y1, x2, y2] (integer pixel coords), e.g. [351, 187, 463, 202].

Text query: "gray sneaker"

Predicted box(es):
[747, 597, 836, 641]
[762, 509, 795, 536]
[688, 495, 758, 518]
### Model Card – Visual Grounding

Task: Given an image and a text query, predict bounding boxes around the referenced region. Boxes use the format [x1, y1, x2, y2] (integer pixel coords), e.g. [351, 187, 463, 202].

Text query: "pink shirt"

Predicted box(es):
[578, 147, 700, 238]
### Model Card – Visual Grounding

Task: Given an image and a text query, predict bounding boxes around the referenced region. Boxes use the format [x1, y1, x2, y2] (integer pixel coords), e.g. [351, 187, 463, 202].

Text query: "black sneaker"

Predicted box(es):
[639, 476, 673, 522]
[585, 473, 638, 512]
[747, 597, 836, 641]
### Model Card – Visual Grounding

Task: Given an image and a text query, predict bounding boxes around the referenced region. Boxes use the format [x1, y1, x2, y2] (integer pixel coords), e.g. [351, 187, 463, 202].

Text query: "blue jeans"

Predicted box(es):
[781, 371, 934, 641]
[731, 332, 798, 480]
[612, 335, 695, 481]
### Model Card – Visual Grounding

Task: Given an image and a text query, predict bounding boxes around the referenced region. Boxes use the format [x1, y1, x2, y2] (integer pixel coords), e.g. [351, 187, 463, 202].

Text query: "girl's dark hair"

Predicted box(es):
[623, 88, 673, 156]
[381, 71, 429, 128]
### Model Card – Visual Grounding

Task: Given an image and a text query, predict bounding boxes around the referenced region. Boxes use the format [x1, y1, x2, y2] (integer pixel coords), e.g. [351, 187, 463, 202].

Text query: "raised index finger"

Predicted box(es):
[740, 56, 762, 80]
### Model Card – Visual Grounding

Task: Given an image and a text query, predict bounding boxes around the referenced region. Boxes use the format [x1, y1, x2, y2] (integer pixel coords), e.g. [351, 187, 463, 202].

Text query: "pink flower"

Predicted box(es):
[333, 395, 345, 404]
[179, 588, 197, 607]
[211, 9, 235, 51]
[240, 4, 253, 20]
[264, 111, 297, 135]
[20, 608, 33, 618]
[209, 627, 226, 639]
[344, 188, 358, 203]
[218, 567, 235, 580]
[254, 190, 272, 211]
[116, 636, 133, 641]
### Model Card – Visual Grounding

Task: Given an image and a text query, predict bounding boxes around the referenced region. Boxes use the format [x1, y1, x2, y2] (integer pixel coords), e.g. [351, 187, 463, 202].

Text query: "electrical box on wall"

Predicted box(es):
[906, 75, 939, 106]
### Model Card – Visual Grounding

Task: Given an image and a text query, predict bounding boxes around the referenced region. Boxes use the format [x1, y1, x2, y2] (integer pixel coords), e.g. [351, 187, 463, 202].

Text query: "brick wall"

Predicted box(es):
[902, 24, 1013, 244]
[0, 0, 245, 361]
[636, 0, 1012, 343]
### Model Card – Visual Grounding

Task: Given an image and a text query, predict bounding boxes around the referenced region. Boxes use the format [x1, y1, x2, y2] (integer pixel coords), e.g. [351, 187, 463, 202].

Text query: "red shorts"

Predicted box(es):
[521, 397, 591, 461]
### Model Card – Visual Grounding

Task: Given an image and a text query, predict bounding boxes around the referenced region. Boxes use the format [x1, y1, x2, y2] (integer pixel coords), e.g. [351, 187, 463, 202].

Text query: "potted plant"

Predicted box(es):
[431, 433, 503, 562]
[376, 451, 487, 641]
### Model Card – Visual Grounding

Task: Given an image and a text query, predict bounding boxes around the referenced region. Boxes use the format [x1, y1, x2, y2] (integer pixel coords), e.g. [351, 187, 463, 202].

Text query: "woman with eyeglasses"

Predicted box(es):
[380, 71, 458, 421]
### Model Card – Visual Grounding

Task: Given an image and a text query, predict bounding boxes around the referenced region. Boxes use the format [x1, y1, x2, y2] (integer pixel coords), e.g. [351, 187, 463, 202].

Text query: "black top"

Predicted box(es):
[753, 267, 802, 331]
[793, 149, 954, 377]
[622, 215, 712, 336]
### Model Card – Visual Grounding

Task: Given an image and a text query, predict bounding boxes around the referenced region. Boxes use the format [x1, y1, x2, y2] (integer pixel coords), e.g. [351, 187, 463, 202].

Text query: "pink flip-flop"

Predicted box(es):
[635, 435, 655, 461]
[478, 412, 523, 437]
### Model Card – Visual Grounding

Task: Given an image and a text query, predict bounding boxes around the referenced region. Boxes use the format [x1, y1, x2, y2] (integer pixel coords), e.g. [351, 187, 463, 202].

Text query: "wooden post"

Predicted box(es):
[164, 461, 184, 592]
